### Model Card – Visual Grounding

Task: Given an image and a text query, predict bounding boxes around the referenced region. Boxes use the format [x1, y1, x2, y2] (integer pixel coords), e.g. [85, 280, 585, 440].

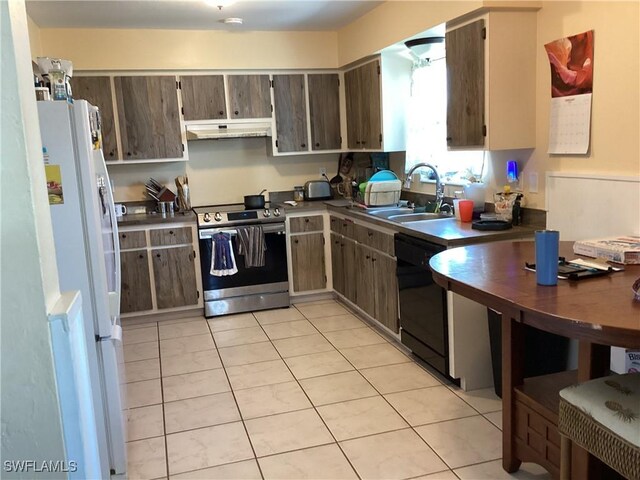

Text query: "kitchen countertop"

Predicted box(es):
[117, 210, 197, 227]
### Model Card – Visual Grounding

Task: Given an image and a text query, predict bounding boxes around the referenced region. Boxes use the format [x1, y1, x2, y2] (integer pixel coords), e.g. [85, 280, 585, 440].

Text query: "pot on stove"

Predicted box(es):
[244, 189, 266, 209]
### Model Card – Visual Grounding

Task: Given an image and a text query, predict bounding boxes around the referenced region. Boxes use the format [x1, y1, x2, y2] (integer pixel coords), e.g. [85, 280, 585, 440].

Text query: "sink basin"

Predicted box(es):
[366, 207, 414, 218]
[388, 213, 452, 223]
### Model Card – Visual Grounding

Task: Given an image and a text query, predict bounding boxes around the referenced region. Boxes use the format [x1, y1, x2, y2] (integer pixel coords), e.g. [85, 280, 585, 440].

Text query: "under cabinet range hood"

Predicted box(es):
[185, 122, 272, 140]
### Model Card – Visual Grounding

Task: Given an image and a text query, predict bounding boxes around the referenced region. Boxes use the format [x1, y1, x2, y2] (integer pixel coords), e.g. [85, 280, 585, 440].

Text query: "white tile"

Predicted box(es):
[254, 307, 304, 325]
[300, 371, 378, 406]
[127, 436, 166, 480]
[124, 341, 159, 363]
[161, 349, 222, 377]
[166, 422, 254, 475]
[218, 341, 280, 367]
[126, 379, 162, 408]
[126, 405, 164, 441]
[323, 327, 386, 349]
[284, 350, 353, 379]
[234, 381, 311, 419]
[454, 459, 552, 479]
[317, 396, 408, 441]
[258, 444, 358, 480]
[122, 320, 157, 331]
[307, 313, 366, 332]
[162, 369, 230, 402]
[161, 315, 206, 326]
[245, 408, 334, 457]
[296, 302, 349, 319]
[360, 362, 441, 394]
[159, 320, 210, 340]
[262, 320, 317, 340]
[123, 325, 158, 345]
[170, 460, 261, 479]
[340, 343, 410, 369]
[385, 386, 477, 426]
[164, 392, 240, 434]
[340, 428, 448, 480]
[213, 326, 269, 348]
[208, 313, 258, 332]
[450, 386, 503, 413]
[272, 334, 335, 358]
[226, 359, 294, 390]
[413, 470, 459, 480]
[125, 358, 161, 383]
[293, 299, 339, 307]
[484, 411, 502, 430]
[415, 416, 502, 469]
[160, 334, 215, 357]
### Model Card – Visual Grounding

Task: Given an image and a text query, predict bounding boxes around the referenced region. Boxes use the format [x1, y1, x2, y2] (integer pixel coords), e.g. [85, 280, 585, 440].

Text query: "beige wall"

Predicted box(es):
[27, 14, 41, 59]
[38, 28, 339, 70]
[512, 0, 640, 209]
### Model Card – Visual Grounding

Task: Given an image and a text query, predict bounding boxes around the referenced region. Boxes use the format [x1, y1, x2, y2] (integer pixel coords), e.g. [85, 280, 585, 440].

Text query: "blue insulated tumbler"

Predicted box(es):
[535, 230, 560, 286]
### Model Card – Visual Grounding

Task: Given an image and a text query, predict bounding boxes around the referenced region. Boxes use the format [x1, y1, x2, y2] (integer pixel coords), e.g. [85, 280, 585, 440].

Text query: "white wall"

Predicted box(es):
[1, 0, 66, 475]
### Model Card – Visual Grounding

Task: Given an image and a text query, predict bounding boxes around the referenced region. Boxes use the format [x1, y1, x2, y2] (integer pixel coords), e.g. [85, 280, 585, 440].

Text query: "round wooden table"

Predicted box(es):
[430, 241, 640, 479]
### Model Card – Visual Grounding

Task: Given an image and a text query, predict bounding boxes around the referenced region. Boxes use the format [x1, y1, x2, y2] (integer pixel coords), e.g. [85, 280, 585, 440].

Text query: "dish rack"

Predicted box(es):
[364, 179, 402, 206]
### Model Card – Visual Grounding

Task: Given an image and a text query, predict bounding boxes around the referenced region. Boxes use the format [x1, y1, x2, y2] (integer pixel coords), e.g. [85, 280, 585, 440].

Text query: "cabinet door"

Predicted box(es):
[373, 253, 399, 333]
[152, 246, 198, 309]
[355, 244, 375, 317]
[273, 74, 308, 153]
[70, 76, 119, 160]
[180, 75, 226, 121]
[330, 233, 344, 296]
[289, 215, 324, 234]
[446, 19, 485, 148]
[120, 250, 153, 313]
[359, 61, 382, 149]
[344, 67, 361, 150]
[227, 74, 272, 119]
[308, 74, 341, 150]
[291, 233, 326, 292]
[342, 238, 357, 303]
[114, 76, 183, 160]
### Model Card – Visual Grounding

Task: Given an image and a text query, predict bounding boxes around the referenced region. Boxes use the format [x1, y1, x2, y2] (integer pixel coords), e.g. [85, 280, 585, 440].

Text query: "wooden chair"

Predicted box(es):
[558, 372, 640, 480]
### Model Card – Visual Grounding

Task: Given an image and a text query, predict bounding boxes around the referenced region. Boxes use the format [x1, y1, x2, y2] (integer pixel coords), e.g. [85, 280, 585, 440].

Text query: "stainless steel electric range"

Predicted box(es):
[194, 203, 289, 317]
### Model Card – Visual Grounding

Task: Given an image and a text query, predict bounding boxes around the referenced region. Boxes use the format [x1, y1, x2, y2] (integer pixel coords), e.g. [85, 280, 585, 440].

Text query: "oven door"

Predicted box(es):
[198, 223, 288, 294]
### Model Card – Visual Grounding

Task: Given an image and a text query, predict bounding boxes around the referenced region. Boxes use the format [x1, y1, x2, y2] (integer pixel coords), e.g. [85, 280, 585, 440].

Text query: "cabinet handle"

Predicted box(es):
[301, 143, 306, 148]
[446, 136, 452, 143]
[156, 253, 161, 258]
[169, 230, 174, 235]
[127, 152, 131, 156]
[109, 151, 114, 157]
[234, 110, 239, 115]
[219, 111, 224, 115]
[294, 239, 299, 244]
[372, 257, 377, 263]
[365, 255, 370, 259]
[315, 143, 320, 147]
[368, 232, 373, 237]
[122, 234, 127, 238]
[138, 254, 144, 259]
[305, 218, 309, 223]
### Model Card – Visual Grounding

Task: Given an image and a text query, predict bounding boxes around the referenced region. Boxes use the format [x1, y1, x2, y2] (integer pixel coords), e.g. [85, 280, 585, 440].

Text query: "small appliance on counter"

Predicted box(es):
[304, 180, 331, 200]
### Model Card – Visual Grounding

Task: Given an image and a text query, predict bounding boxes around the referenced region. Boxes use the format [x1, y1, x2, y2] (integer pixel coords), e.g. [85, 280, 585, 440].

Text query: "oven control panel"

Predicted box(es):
[196, 206, 285, 227]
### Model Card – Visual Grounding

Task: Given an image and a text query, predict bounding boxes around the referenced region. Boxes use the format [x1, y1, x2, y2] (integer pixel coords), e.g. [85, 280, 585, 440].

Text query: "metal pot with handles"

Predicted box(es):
[244, 189, 267, 209]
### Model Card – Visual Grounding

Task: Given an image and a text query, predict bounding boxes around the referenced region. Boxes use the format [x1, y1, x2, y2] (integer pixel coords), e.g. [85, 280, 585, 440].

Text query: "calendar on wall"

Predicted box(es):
[544, 30, 594, 154]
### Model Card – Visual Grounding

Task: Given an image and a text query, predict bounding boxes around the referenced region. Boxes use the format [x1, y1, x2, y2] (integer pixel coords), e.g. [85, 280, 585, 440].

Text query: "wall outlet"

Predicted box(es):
[319, 167, 327, 177]
[529, 172, 539, 193]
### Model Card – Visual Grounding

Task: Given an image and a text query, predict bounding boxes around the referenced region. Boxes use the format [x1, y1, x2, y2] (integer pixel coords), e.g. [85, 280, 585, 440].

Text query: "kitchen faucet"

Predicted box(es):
[404, 163, 446, 213]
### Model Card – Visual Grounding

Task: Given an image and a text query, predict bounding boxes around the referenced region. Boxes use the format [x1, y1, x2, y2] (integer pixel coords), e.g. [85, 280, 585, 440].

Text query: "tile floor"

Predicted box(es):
[122, 299, 551, 480]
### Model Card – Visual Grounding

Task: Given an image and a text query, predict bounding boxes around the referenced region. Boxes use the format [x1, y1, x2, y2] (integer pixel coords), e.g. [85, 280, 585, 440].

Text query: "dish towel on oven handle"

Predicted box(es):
[210, 232, 238, 276]
[236, 225, 267, 268]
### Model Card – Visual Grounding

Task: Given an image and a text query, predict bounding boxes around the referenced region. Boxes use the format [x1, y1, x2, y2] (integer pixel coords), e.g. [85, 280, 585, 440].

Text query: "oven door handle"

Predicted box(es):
[199, 223, 285, 239]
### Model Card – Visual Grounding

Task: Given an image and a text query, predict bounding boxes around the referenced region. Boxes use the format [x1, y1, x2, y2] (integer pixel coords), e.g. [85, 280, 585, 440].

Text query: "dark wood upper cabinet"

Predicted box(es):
[344, 60, 382, 150]
[308, 74, 341, 151]
[70, 76, 119, 160]
[227, 74, 272, 119]
[114, 75, 183, 160]
[446, 19, 485, 148]
[272, 74, 308, 153]
[180, 75, 226, 121]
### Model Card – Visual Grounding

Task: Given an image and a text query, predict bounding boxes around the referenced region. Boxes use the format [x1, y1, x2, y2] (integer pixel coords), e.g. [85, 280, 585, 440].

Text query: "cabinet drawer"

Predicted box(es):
[290, 215, 324, 233]
[340, 218, 355, 239]
[119, 231, 146, 249]
[355, 224, 394, 256]
[330, 216, 341, 234]
[149, 227, 192, 246]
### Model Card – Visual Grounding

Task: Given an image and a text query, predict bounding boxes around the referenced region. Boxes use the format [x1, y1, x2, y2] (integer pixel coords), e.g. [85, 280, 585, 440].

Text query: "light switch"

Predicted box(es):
[529, 172, 539, 193]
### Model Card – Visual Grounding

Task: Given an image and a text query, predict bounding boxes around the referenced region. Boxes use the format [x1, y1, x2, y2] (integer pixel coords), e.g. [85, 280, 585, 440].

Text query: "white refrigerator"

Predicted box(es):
[39, 100, 126, 477]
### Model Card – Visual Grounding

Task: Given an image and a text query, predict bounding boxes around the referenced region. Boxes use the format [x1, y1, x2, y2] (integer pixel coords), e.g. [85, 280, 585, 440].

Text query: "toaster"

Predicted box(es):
[304, 180, 331, 200]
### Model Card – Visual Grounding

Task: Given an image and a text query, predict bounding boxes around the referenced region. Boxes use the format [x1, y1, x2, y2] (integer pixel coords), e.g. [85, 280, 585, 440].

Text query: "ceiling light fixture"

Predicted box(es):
[404, 37, 446, 60]
[224, 17, 243, 25]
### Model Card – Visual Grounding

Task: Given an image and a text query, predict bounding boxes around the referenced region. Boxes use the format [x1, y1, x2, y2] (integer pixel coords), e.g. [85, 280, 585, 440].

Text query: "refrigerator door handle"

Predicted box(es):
[102, 156, 121, 322]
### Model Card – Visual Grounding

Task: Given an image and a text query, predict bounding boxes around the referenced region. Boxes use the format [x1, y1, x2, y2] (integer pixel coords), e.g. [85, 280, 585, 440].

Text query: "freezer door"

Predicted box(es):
[98, 332, 127, 475]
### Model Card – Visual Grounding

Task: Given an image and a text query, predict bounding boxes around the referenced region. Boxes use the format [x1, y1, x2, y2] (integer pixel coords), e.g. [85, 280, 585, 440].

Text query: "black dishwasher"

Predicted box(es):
[395, 233, 449, 376]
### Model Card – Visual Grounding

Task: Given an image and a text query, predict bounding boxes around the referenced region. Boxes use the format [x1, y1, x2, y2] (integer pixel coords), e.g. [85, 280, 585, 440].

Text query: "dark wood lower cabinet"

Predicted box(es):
[373, 253, 399, 333]
[291, 233, 326, 292]
[120, 250, 153, 313]
[151, 246, 199, 309]
[355, 244, 376, 318]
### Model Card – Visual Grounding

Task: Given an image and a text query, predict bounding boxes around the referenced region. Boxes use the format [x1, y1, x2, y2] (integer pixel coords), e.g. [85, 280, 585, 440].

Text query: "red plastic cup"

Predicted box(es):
[458, 200, 474, 222]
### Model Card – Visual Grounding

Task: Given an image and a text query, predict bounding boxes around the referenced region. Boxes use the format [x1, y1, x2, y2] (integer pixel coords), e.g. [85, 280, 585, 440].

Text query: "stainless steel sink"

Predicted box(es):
[387, 213, 452, 223]
[366, 207, 414, 218]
